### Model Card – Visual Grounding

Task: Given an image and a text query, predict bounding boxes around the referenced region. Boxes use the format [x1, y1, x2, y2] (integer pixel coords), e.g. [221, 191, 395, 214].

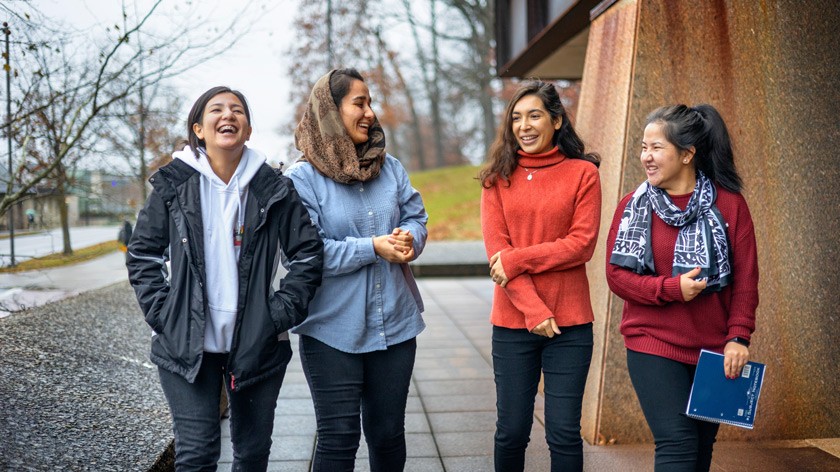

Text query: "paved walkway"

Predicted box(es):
[218, 276, 840, 471]
[219, 277, 524, 471]
[2, 239, 838, 470]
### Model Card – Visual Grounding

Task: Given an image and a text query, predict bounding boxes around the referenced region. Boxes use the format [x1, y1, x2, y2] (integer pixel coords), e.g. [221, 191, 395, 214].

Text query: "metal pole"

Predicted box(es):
[3, 22, 14, 267]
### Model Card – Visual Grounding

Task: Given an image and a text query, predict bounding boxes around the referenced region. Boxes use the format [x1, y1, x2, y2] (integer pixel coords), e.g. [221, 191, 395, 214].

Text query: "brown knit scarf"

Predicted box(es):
[294, 70, 386, 184]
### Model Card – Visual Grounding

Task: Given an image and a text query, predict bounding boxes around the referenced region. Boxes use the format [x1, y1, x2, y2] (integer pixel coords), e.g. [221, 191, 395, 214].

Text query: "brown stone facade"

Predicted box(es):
[576, 0, 840, 443]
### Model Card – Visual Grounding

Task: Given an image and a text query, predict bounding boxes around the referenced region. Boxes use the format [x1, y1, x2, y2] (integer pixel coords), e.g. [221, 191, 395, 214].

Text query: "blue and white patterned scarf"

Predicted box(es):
[610, 171, 732, 292]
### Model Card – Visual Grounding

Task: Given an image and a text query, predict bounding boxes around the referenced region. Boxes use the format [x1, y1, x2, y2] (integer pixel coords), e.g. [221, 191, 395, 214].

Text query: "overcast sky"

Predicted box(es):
[33, 0, 301, 165]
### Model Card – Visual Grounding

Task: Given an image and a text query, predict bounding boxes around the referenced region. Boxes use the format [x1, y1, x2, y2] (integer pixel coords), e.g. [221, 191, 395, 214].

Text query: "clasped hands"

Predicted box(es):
[373, 228, 415, 263]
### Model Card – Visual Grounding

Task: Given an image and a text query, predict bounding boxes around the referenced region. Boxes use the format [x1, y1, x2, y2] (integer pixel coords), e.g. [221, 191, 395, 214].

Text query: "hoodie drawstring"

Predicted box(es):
[234, 176, 244, 248]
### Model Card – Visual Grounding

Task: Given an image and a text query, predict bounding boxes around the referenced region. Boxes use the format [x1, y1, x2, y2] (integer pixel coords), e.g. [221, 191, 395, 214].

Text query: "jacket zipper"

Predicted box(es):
[227, 184, 285, 391]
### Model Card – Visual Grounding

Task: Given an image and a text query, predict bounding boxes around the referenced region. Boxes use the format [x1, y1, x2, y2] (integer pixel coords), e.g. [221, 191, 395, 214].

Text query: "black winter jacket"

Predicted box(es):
[127, 159, 323, 391]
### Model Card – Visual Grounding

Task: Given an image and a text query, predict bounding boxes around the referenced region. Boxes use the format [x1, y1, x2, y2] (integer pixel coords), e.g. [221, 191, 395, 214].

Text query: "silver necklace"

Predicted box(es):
[523, 167, 539, 181]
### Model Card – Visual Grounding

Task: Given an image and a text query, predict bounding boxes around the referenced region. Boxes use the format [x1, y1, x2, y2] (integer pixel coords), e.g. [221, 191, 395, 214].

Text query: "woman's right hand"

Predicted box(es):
[373, 229, 415, 263]
[530, 317, 561, 338]
[680, 267, 707, 301]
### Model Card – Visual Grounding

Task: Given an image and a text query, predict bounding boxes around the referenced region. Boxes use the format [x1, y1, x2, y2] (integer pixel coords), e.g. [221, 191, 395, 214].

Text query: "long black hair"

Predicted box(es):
[646, 104, 742, 193]
[186, 86, 251, 159]
[480, 80, 599, 188]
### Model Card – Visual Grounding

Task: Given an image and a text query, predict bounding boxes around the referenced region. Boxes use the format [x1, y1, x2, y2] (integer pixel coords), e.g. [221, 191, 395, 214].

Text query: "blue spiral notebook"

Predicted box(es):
[685, 349, 766, 429]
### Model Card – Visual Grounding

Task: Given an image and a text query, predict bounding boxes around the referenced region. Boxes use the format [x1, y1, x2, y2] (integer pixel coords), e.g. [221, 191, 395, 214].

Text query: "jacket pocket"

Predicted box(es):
[145, 290, 171, 334]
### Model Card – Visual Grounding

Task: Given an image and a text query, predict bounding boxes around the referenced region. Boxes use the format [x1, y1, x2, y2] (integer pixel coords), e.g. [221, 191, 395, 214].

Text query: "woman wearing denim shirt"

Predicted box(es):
[286, 68, 428, 472]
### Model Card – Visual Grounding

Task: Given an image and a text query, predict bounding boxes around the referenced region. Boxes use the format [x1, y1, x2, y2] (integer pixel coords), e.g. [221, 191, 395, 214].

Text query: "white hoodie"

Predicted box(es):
[174, 145, 266, 353]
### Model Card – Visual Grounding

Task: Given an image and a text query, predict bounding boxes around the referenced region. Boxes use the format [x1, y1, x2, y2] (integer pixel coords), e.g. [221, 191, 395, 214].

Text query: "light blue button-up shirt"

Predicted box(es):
[286, 155, 428, 353]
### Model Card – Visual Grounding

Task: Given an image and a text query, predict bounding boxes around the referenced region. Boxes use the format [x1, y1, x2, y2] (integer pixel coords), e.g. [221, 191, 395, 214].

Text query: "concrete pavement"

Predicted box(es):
[0, 225, 124, 317]
[218, 277, 840, 472]
[0, 250, 127, 318]
[1, 239, 839, 470]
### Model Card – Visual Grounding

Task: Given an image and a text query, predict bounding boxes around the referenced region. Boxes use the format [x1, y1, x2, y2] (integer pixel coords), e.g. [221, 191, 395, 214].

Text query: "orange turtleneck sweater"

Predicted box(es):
[481, 147, 602, 331]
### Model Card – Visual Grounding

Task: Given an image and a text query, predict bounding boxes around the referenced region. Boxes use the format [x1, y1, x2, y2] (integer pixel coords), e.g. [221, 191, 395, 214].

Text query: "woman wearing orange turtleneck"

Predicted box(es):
[479, 80, 601, 472]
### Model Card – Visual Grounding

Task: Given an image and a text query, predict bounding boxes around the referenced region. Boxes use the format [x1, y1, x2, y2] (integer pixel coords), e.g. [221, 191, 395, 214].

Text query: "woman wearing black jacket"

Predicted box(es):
[127, 86, 323, 471]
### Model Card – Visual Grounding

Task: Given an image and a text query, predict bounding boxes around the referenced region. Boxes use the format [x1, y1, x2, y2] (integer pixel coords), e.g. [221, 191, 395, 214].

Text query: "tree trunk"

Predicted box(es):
[479, 74, 496, 157]
[430, 0, 446, 167]
[55, 169, 73, 256]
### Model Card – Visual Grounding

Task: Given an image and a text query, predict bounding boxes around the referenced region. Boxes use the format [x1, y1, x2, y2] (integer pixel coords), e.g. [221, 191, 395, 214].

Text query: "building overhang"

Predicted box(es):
[496, 0, 606, 80]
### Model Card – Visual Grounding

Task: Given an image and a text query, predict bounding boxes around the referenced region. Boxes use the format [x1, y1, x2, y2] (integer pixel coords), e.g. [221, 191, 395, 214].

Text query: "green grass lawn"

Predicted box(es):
[409, 165, 483, 241]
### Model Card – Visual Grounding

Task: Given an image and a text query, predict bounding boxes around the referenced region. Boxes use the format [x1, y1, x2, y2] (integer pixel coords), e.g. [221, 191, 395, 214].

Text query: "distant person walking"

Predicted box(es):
[25, 209, 36, 229]
[117, 219, 132, 255]
[286, 68, 428, 472]
[479, 80, 601, 472]
[126, 86, 323, 471]
[606, 104, 759, 471]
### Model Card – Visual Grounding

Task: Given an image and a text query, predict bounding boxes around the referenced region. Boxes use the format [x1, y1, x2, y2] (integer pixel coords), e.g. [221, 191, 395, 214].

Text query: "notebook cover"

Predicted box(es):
[685, 349, 766, 429]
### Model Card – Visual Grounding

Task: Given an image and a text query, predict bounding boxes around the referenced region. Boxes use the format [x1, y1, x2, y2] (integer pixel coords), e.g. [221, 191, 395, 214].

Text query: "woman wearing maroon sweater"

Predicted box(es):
[606, 104, 759, 471]
[480, 81, 601, 472]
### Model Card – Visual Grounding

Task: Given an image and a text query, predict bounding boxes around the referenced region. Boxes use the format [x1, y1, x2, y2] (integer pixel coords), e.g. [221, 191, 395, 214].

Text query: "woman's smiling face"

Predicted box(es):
[192, 92, 252, 154]
[511, 94, 560, 154]
[640, 121, 695, 194]
[339, 79, 376, 145]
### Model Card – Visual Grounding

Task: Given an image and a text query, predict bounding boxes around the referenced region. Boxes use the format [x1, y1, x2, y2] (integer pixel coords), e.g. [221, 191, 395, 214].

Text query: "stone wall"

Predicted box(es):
[576, 0, 840, 443]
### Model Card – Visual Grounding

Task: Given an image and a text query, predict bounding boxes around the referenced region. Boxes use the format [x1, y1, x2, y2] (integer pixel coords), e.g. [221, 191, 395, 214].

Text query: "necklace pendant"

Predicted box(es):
[527, 174, 533, 181]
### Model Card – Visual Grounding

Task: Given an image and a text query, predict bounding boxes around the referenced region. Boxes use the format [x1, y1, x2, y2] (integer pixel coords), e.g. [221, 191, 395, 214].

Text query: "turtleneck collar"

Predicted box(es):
[516, 146, 565, 168]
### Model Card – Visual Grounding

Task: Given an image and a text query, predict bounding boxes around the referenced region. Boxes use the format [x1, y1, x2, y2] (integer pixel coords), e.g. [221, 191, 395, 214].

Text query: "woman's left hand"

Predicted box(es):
[723, 342, 750, 379]
[531, 317, 562, 338]
[489, 252, 509, 287]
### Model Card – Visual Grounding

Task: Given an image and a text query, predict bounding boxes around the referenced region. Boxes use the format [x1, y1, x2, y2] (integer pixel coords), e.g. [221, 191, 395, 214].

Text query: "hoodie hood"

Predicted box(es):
[174, 145, 265, 189]
[173, 145, 267, 353]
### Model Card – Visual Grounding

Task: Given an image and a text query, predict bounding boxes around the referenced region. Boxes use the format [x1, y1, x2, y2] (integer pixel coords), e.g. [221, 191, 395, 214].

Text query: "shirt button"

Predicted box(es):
[379, 332, 384, 336]
[368, 211, 373, 216]
[376, 284, 380, 288]
[360, 187, 364, 192]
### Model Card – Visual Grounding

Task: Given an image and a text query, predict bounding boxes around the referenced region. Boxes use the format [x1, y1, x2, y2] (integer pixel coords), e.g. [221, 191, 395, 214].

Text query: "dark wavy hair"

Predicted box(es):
[186, 86, 251, 159]
[479, 80, 599, 188]
[645, 104, 742, 193]
[329, 68, 365, 106]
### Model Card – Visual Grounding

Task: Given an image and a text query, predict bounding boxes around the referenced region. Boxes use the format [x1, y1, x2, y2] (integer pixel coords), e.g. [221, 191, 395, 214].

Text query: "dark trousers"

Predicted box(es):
[158, 351, 287, 472]
[492, 323, 593, 472]
[299, 335, 416, 472]
[626, 349, 721, 472]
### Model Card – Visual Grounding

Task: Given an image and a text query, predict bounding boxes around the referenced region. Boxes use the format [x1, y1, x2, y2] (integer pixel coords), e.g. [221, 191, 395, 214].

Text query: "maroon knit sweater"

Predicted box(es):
[605, 186, 759, 365]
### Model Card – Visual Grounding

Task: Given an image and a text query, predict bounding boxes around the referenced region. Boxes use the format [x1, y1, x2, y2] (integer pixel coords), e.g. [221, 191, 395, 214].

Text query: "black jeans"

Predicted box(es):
[626, 349, 721, 472]
[299, 335, 416, 472]
[157, 351, 287, 472]
[492, 323, 593, 472]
